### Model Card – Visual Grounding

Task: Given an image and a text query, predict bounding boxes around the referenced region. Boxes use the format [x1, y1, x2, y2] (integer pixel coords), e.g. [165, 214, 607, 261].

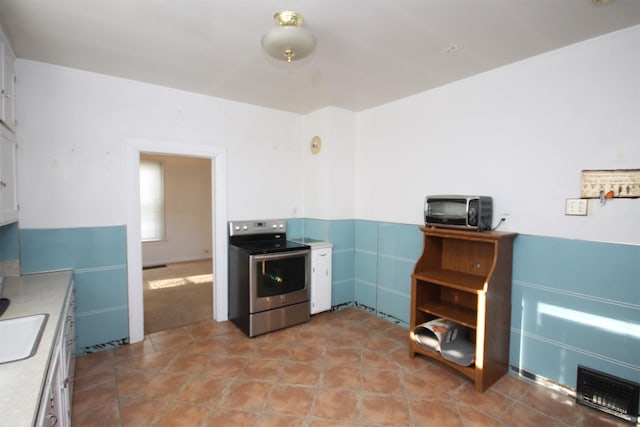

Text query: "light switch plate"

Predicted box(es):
[566, 198, 588, 216]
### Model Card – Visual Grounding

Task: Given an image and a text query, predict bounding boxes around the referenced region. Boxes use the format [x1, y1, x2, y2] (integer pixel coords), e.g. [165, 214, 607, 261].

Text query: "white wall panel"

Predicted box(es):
[13, 25, 640, 247]
[355, 26, 640, 244]
[303, 107, 356, 219]
[14, 61, 305, 228]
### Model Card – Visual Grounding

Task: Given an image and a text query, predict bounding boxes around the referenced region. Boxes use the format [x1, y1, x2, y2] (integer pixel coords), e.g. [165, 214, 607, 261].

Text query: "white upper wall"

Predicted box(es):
[15, 61, 306, 228]
[11, 25, 640, 245]
[356, 26, 640, 245]
[302, 107, 356, 220]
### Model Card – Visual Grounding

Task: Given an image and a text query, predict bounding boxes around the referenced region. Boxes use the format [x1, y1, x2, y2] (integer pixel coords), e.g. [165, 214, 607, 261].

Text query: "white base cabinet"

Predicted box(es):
[309, 243, 332, 315]
[37, 351, 64, 427]
[36, 285, 76, 427]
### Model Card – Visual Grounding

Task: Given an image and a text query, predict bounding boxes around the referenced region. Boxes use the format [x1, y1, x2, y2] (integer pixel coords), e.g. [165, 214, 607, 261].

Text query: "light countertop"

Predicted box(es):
[289, 238, 333, 249]
[0, 270, 73, 427]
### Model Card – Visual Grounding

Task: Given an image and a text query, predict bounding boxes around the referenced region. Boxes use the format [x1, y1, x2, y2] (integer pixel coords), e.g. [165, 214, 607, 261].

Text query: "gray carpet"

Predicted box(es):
[143, 259, 213, 334]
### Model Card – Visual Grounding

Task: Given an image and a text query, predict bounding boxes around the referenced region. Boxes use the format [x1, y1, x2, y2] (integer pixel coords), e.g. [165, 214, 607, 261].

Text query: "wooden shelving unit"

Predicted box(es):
[409, 227, 517, 392]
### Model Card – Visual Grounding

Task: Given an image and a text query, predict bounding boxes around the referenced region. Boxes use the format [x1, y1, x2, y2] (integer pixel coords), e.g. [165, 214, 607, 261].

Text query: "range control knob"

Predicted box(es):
[272, 224, 277, 229]
[242, 225, 248, 230]
[279, 224, 284, 228]
[234, 226, 240, 231]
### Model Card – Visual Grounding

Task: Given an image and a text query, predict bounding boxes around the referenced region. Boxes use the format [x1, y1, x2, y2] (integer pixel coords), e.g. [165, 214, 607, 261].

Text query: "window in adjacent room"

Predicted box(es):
[139, 159, 165, 241]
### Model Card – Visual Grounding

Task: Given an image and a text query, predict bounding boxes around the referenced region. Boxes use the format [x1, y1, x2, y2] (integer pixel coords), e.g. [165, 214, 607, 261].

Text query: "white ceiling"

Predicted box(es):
[1, 0, 638, 114]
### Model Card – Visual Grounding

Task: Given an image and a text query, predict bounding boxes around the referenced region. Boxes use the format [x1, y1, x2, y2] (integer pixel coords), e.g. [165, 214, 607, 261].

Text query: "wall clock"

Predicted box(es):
[310, 136, 321, 155]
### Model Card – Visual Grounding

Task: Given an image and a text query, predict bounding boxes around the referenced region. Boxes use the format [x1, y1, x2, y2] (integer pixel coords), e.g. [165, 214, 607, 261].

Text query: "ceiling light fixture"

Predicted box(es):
[261, 11, 316, 63]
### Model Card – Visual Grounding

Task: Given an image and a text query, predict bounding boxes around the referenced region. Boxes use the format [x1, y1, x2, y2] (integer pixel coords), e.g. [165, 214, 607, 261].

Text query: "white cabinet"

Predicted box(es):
[37, 350, 64, 427]
[36, 286, 76, 427]
[0, 38, 16, 131]
[309, 243, 332, 314]
[0, 125, 17, 225]
[58, 286, 76, 424]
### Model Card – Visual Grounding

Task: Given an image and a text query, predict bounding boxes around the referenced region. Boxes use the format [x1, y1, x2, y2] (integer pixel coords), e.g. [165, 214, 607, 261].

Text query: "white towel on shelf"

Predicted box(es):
[412, 318, 456, 353]
[413, 318, 475, 366]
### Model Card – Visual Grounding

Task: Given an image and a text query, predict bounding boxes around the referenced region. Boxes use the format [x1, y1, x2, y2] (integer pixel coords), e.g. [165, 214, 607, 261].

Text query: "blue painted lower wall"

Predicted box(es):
[288, 218, 422, 325]
[288, 218, 357, 309]
[2, 219, 638, 393]
[19, 226, 128, 354]
[291, 218, 640, 392]
[510, 235, 640, 389]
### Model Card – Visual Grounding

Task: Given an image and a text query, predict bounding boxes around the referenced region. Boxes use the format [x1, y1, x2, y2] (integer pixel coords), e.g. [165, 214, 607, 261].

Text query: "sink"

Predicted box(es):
[0, 314, 49, 364]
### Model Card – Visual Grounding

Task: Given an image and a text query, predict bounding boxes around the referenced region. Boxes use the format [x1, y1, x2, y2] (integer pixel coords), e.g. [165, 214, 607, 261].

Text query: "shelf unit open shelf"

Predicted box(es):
[409, 227, 517, 392]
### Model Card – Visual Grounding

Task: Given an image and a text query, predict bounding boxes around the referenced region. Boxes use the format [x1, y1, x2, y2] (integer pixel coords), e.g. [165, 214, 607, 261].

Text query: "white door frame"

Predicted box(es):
[126, 138, 228, 344]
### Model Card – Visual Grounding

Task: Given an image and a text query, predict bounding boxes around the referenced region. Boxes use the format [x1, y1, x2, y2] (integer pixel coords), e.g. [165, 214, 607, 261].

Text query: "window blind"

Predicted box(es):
[140, 159, 165, 241]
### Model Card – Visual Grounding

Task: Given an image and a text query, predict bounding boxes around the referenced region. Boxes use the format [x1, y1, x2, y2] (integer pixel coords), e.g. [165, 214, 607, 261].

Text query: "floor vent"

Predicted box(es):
[576, 365, 639, 424]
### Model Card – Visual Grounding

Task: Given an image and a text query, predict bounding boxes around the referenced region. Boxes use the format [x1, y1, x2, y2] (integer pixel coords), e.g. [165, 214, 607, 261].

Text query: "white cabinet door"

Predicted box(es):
[0, 126, 17, 225]
[35, 281, 74, 427]
[311, 247, 332, 314]
[0, 40, 16, 131]
[36, 350, 64, 427]
[59, 287, 76, 425]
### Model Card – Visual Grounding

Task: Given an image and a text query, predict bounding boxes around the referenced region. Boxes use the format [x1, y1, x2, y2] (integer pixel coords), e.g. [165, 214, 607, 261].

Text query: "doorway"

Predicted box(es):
[126, 139, 228, 345]
[140, 154, 213, 334]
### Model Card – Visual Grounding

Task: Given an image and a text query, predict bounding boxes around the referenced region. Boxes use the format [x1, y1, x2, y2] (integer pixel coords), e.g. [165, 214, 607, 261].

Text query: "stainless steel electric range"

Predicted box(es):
[227, 219, 310, 337]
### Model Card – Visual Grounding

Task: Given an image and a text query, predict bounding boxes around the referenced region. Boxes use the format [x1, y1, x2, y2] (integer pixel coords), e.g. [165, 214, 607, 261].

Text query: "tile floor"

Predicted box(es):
[71, 308, 630, 427]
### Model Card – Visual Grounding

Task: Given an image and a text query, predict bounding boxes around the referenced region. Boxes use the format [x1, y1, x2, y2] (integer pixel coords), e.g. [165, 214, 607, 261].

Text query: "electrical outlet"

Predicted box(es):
[497, 213, 510, 231]
[566, 198, 588, 216]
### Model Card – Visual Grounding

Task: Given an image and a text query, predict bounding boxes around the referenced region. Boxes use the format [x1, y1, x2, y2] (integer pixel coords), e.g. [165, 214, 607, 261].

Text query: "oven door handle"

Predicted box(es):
[251, 249, 310, 261]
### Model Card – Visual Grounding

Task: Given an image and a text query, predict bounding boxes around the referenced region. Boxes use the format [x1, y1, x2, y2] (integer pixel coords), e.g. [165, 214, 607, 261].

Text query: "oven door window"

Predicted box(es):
[252, 251, 308, 298]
